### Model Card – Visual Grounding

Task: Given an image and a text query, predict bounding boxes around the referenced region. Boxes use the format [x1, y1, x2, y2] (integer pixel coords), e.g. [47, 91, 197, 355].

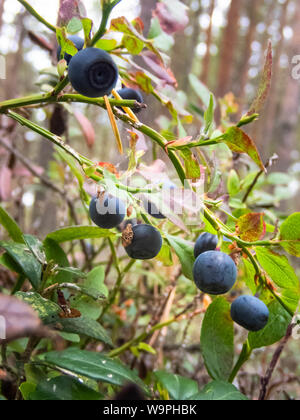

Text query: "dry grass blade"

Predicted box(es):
[103, 95, 123, 155]
[112, 89, 140, 123]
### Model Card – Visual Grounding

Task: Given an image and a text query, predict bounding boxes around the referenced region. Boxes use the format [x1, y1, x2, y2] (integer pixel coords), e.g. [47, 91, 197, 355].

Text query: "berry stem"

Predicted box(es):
[17, 0, 56, 32]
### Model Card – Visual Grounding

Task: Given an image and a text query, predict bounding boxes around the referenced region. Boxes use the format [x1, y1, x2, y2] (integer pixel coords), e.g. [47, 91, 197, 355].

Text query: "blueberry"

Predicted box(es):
[116, 88, 144, 113]
[231, 295, 269, 332]
[193, 251, 237, 295]
[194, 232, 218, 259]
[89, 194, 126, 229]
[123, 224, 162, 260]
[57, 35, 84, 64]
[68, 48, 119, 98]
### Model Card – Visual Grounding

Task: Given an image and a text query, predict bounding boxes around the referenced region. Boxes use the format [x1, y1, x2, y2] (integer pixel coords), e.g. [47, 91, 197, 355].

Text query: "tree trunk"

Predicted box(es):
[201, 0, 215, 86]
[216, 0, 242, 98]
[237, 0, 259, 110]
[264, 0, 290, 147]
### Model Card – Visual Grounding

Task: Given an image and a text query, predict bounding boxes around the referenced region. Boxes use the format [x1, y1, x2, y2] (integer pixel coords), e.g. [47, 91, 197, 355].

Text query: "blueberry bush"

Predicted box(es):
[0, 0, 299, 401]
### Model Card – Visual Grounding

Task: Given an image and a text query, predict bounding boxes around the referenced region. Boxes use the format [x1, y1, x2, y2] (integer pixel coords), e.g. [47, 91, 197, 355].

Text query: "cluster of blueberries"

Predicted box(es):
[59, 37, 269, 335]
[193, 233, 269, 332]
[89, 194, 163, 261]
[57, 35, 143, 104]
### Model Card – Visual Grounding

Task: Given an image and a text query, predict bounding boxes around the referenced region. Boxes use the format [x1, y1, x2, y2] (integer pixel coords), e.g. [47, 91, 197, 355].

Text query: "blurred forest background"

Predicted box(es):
[0, 0, 299, 237]
[0, 0, 300, 400]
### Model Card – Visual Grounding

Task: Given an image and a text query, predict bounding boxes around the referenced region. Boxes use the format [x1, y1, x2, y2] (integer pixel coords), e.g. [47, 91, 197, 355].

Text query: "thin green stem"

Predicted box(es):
[91, 0, 122, 46]
[17, 0, 56, 32]
[108, 316, 177, 358]
[229, 340, 252, 383]
[99, 258, 135, 321]
[6, 110, 84, 165]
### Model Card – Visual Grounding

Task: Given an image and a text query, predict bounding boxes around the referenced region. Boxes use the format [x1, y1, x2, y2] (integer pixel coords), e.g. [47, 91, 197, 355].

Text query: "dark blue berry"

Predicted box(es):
[193, 251, 237, 295]
[68, 48, 119, 98]
[117, 88, 144, 113]
[123, 224, 162, 260]
[57, 35, 84, 64]
[231, 296, 269, 332]
[194, 232, 218, 258]
[89, 194, 125, 229]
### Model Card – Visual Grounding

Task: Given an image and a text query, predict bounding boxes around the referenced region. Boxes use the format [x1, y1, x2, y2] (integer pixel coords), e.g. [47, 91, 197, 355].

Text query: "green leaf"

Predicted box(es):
[204, 94, 214, 135]
[219, 126, 265, 170]
[81, 18, 93, 43]
[227, 170, 240, 196]
[165, 235, 195, 280]
[248, 300, 291, 349]
[19, 382, 36, 400]
[44, 238, 72, 283]
[69, 267, 107, 320]
[188, 74, 213, 108]
[279, 213, 300, 257]
[201, 297, 234, 381]
[45, 226, 115, 243]
[0, 206, 24, 243]
[0, 242, 42, 289]
[15, 291, 60, 324]
[255, 248, 300, 313]
[56, 267, 86, 279]
[0, 252, 24, 275]
[110, 16, 163, 64]
[156, 241, 173, 267]
[190, 381, 247, 401]
[95, 38, 118, 51]
[67, 17, 83, 34]
[23, 235, 46, 264]
[122, 35, 144, 54]
[59, 317, 113, 347]
[180, 148, 201, 180]
[44, 348, 148, 393]
[28, 376, 102, 401]
[56, 28, 78, 58]
[155, 371, 199, 400]
[242, 259, 257, 295]
[85, 266, 108, 298]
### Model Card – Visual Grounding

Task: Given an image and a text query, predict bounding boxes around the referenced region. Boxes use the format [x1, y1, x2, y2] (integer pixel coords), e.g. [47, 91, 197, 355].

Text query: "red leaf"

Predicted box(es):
[58, 0, 82, 26]
[0, 294, 48, 343]
[0, 166, 12, 201]
[153, 2, 189, 35]
[236, 213, 266, 242]
[165, 137, 193, 152]
[74, 111, 95, 148]
[221, 126, 265, 171]
[142, 51, 178, 88]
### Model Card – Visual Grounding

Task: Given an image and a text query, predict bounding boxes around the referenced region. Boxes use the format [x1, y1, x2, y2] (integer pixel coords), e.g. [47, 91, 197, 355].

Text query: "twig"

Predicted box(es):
[242, 154, 278, 203]
[258, 323, 295, 400]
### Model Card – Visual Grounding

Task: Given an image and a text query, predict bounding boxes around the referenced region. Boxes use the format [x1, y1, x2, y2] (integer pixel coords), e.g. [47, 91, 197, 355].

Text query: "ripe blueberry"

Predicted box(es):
[123, 224, 162, 260]
[57, 35, 84, 64]
[230, 295, 269, 332]
[117, 88, 144, 113]
[89, 193, 126, 229]
[68, 48, 119, 98]
[194, 232, 218, 259]
[193, 251, 237, 295]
